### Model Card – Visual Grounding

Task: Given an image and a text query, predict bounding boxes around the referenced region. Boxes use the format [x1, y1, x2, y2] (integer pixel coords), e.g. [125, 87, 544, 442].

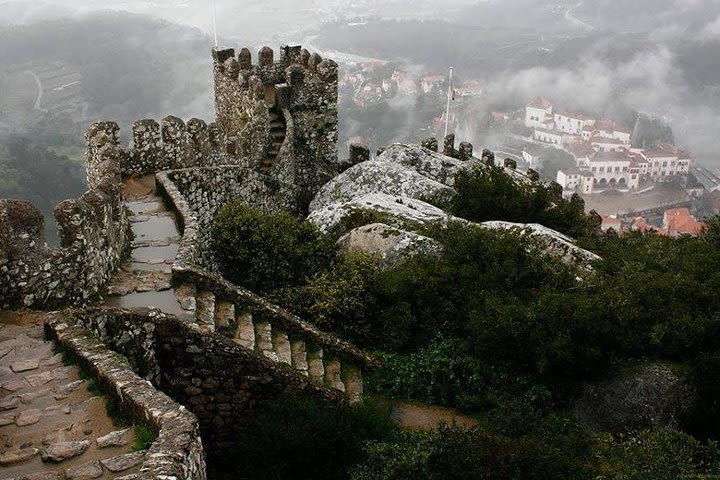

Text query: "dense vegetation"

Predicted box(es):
[211, 166, 720, 478]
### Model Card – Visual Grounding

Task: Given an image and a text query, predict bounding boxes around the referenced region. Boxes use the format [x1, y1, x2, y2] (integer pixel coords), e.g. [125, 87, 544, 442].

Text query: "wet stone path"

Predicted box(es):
[104, 176, 187, 318]
[0, 312, 143, 480]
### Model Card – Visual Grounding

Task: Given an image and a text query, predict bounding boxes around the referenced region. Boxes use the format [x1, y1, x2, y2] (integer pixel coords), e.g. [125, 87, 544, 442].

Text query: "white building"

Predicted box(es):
[643, 143, 693, 180]
[595, 120, 632, 145]
[534, 127, 563, 147]
[585, 150, 640, 190]
[525, 96, 553, 128]
[553, 112, 596, 135]
[522, 145, 545, 168]
[591, 136, 627, 153]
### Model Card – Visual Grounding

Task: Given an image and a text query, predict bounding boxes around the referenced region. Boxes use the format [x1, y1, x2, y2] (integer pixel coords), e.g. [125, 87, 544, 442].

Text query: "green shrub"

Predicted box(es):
[451, 165, 594, 238]
[278, 253, 381, 345]
[132, 424, 157, 452]
[221, 396, 396, 480]
[366, 337, 544, 413]
[352, 425, 593, 480]
[212, 203, 336, 293]
[595, 429, 718, 480]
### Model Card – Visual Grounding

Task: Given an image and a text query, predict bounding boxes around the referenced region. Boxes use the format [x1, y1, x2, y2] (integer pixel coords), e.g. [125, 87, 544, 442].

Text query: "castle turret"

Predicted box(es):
[212, 44, 339, 205]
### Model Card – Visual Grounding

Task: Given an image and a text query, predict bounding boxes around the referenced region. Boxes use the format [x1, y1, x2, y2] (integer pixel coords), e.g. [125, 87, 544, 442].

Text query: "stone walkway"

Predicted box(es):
[0, 312, 143, 480]
[104, 176, 187, 318]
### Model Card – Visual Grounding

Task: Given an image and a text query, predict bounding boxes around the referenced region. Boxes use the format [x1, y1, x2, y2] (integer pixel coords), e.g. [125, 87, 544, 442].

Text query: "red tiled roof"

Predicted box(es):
[556, 111, 594, 121]
[589, 150, 634, 163]
[528, 96, 552, 109]
[591, 136, 625, 145]
[568, 142, 595, 157]
[664, 208, 705, 236]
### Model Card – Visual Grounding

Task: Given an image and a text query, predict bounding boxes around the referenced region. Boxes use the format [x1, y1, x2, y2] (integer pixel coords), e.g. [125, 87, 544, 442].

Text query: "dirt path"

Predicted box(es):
[376, 397, 478, 432]
[0, 312, 143, 480]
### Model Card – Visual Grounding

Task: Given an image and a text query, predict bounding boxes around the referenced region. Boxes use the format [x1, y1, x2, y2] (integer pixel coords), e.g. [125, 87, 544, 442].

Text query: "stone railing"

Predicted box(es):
[154, 164, 374, 404]
[67, 307, 348, 454]
[44, 311, 206, 480]
[172, 264, 372, 404]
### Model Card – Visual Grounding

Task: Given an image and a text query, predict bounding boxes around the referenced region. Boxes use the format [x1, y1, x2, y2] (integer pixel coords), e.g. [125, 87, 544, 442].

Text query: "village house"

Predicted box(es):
[554, 111, 596, 135]
[528, 98, 694, 196]
[600, 214, 623, 233]
[663, 208, 705, 237]
[534, 126, 563, 146]
[525, 96, 553, 129]
[522, 145, 545, 168]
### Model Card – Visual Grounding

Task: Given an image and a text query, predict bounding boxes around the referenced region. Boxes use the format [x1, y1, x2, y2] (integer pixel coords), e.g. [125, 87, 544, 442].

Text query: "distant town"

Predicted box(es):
[337, 61, 719, 237]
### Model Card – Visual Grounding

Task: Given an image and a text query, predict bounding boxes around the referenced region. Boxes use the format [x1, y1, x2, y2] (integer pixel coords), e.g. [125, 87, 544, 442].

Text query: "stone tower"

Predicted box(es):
[212, 45, 339, 205]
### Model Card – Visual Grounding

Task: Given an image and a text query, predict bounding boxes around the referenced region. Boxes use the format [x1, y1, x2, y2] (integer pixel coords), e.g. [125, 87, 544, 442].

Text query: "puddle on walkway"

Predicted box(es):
[131, 245, 179, 262]
[104, 291, 186, 318]
[126, 200, 166, 215]
[130, 217, 180, 242]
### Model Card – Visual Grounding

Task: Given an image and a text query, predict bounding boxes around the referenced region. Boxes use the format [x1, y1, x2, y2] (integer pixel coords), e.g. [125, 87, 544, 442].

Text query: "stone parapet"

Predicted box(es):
[44, 311, 206, 480]
[66, 307, 346, 456]
[0, 124, 131, 309]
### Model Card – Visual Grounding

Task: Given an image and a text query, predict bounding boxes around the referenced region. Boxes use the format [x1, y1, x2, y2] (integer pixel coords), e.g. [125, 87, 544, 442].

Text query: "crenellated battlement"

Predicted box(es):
[212, 45, 339, 206]
[123, 116, 232, 176]
[0, 123, 131, 309]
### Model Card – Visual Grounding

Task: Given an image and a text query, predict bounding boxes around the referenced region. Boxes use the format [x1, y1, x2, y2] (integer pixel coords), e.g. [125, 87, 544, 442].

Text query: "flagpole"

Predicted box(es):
[212, 0, 218, 48]
[444, 66, 454, 138]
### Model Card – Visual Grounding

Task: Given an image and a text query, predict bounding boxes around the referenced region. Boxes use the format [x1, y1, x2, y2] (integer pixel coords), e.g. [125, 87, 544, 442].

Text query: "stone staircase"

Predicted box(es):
[103, 176, 367, 404]
[105, 176, 187, 319]
[262, 107, 286, 170]
[173, 278, 365, 404]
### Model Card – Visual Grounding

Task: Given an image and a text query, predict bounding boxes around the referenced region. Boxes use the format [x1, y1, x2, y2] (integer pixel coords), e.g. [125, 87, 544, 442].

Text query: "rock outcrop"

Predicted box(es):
[478, 221, 600, 266]
[573, 362, 697, 433]
[309, 160, 456, 214]
[308, 193, 449, 234]
[337, 223, 443, 268]
[377, 144, 478, 187]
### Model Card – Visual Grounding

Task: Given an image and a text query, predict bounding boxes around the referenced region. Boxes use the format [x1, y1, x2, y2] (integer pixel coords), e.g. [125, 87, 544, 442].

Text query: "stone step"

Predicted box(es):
[307, 347, 325, 386]
[271, 130, 285, 138]
[269, 121, 284, 129]
[272, 330, 292, 365]
[324, 357, 345, 393]
[195, 291, 216, 333]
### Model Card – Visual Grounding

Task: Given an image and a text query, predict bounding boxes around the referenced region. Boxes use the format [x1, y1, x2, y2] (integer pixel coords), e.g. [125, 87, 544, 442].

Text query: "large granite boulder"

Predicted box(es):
[377, 144, 478, 187]
[378, 143, 531, 186]
[573, 362, 697, 433]
[479, 221, 600, 266]
[309, 160, 456, 213]
[307, 193, 449, 234]
[337, 223, 443, 268]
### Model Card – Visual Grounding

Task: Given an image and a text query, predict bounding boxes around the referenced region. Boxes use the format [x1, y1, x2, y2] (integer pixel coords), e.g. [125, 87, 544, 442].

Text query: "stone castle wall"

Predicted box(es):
[213, 45, 340, 204]
[45, 311, 206, 480]
[156, 166, 299, 272]
[0, 126, 131, 309]
[68, 308, 346, 457]
[121, 116, 234, 177]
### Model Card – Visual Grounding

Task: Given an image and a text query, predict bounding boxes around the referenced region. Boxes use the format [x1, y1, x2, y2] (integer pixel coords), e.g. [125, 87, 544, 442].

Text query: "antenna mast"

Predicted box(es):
[212, 0, 218, 48]
[444, 66, 454, 138]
